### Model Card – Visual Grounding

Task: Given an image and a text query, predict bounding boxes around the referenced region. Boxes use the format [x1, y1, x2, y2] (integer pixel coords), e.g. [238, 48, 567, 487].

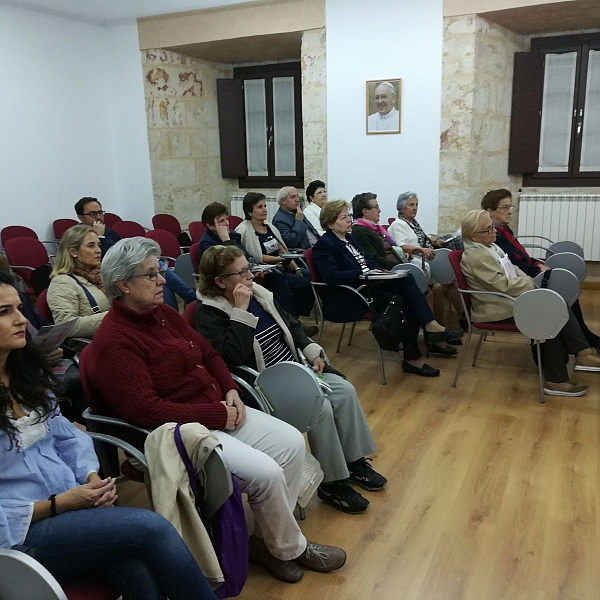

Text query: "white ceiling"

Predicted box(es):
[0, 0, 255, 24]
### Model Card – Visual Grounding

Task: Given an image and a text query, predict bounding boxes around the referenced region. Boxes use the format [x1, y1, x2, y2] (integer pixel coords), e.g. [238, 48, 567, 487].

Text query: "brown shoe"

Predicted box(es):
[248, 535, 303, 583]
[295, 540, 347, 572]
[575, 348, 600, 372]
[544, 380, 587, 397]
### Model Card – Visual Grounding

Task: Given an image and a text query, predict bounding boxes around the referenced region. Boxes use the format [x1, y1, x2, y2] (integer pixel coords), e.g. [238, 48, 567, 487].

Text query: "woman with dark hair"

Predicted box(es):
[304, 180, 327, 235]
[0, 270, 218, 600]
[235, 192, 313, 317]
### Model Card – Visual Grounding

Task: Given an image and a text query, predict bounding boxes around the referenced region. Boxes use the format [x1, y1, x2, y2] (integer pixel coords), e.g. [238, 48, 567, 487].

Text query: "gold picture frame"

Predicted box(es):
[366, 78, 402, 135]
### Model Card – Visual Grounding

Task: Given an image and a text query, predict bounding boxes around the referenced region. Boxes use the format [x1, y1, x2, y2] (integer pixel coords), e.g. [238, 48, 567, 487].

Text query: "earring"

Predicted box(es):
[125, 290, 130, 294]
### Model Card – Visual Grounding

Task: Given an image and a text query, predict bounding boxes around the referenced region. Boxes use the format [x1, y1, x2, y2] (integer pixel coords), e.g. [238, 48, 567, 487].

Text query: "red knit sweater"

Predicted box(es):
[84, 301, 236, 430]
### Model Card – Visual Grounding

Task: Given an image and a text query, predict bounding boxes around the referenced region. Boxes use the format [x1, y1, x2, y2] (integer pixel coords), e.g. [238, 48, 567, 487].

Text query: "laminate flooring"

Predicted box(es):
[119, 290, 600, 600]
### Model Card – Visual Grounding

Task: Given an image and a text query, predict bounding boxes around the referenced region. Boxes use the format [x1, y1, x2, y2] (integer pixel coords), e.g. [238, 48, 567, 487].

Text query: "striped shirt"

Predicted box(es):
[248, 298, 295, 368]
[345, 241, 370, 274]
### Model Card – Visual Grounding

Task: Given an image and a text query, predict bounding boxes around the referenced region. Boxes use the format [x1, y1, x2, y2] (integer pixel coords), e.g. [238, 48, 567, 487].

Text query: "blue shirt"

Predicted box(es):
[0, 404, 99, 548]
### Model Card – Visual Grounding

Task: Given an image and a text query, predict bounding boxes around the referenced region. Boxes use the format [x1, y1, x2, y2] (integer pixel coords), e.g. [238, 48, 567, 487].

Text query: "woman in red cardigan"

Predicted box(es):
[84, 237, 346, 584]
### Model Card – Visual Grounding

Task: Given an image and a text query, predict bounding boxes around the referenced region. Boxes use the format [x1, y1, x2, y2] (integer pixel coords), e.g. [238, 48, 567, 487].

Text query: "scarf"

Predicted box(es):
[354, 218, 397, 246]
[73, 266, 103, 291]
[398, 216, 432, 248]
[463, 239, 505, 263]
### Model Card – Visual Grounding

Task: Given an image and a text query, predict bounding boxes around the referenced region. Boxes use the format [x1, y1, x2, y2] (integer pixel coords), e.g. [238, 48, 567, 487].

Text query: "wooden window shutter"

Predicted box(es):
[508, 52, 545, 174]
[217, 79, 247, 178]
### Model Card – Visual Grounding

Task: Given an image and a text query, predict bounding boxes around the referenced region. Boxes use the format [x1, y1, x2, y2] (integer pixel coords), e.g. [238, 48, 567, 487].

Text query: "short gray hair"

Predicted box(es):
[276, 186, 296, 205]
[101, 236, 161, 301]
[396, 191, 418, 215]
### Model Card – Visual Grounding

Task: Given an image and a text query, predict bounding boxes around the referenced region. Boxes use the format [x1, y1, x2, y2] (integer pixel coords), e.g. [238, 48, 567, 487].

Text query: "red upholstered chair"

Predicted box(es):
[36, 288, 53, 322]
[4, 238, 51, 294]
[184, 299, 197, 328]
[388, 217, 395, 225]
[145, 229, 181, 267]
[448, 250, 520, 388]
[228, 215, 243, 229]
[53, 219, 78, 240]
[112, 221, 146, 239]
[188, 221, 207, 243]
[1, 225, 38, 247]
[103, 213, 122, 228]
[152, 213, 182, 237]
[190, 242, 200, 276]
[61, 579, 120, 600]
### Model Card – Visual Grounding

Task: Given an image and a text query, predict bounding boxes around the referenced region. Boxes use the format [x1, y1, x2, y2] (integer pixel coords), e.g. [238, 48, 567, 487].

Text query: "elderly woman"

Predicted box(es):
[0, 271, 217, 600]
[235, 192, 313, 317]
[47, 224, 110, 338]
[313, 201, 462, 378]
[460, 210, 600, 397]
[195, 246, 386, 516]
[83, 237, 345, 584]
[482, 189, 600, 351]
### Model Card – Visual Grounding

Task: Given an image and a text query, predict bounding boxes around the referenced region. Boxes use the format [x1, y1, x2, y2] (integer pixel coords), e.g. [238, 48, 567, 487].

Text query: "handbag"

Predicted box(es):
[371, 294, 406, 352]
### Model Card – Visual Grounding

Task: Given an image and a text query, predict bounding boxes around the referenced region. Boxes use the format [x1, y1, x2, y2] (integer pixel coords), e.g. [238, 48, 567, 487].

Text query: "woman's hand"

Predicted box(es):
[232, 283, 253, 310]
[57, 477, 118, 512]
[539, 264, 550, 272]
[45, 348, 64, 366]
[225, 389, 246, 428]
[312, 357, 326, 374]
[214, 218, 230, 242]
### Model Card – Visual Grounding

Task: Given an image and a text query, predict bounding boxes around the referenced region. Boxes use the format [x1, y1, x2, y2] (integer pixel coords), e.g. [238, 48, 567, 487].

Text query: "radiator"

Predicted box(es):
[231, 194, 278, 221]
[517, 194, 600, 261]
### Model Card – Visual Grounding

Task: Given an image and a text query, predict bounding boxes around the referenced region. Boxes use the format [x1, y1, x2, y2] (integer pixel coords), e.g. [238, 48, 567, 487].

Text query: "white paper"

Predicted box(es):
[500, 255, 518, 279]
[32, 320, 78, 351]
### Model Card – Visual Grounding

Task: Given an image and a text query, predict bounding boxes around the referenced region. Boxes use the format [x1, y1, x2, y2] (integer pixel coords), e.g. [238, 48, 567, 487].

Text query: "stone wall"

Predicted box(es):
[143, 49, 237, 226]
[439, 15, 529, 233]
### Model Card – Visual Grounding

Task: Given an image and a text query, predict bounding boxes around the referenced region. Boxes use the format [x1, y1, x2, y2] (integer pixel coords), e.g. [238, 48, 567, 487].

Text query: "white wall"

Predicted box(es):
[326, 0, 444, 231]
[0, 4, 153, 241]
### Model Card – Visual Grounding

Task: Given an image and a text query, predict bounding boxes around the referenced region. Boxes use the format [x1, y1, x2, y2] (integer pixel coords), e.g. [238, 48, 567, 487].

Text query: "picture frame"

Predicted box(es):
[366, 79, 402, 135]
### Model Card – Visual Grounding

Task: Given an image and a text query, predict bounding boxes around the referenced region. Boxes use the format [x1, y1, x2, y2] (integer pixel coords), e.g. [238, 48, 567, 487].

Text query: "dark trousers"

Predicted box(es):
[572, 299, 600, 348]
[262, 269, 313, 317]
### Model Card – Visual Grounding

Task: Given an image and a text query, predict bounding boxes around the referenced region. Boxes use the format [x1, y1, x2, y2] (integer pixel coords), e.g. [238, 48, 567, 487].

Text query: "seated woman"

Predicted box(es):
[195, 246, 386, 516]
[235, 192, 314, 317]
[84, 237, 345, 584]
[388, 192, 463, 330]
[0, 271, 217, 600]
[47, 224, 110, 338]
[313, 201, 462, 378]
[482, 188, 600, 351]
[460, 210, 600, 397]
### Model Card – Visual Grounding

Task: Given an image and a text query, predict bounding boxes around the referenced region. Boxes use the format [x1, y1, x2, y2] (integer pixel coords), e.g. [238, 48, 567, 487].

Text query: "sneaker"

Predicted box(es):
[543, 381, 587, 397]
[317, 480, 369, 514]
[295, 540, 347, 572]
[574, 348, 600, 372]
[248, 535, 304, 583]
[346, 457, 387, 491]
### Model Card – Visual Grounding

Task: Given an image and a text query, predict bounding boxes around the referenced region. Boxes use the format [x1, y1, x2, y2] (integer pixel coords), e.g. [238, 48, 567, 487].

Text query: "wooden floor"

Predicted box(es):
[122, 290, 600, 600]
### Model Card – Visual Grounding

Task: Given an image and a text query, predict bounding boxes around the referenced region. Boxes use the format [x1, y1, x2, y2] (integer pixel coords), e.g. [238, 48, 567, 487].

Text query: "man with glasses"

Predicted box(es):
[75, 197, 120, 257]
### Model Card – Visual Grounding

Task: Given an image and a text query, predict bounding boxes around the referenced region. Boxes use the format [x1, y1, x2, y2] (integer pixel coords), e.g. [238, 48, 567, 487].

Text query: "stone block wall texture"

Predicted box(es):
[439, 15, 529, 233]
[143, 48, 237, 227]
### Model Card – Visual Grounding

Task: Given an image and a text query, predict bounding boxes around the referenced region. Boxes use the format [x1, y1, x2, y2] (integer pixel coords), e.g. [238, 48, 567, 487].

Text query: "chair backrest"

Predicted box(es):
[547, 240, 584, 260]
[152, 213, 182, 237]
[103, 213, 122, 228]
[189, 221, 207, 243]
[36, 288, 54, 322]
[4, 238, 50, 287]
[388, 217, 395, 225]
[513, 288, 569, 341]
[303, 247, 321, 282]
[533, 267, 580, 307]
[184, 299, 197, 327]
[448, 250, 470, 312]
[53, 219, 78, 240]
[145, 229, 182, 266]
[190, 242, 200, 274]
[228, 215, 243, 229]
[428, 248, 455, 285]
[174, 253, 197, 289]
[545, 251, 587, 282]
[1, 226, 38, 247]
[112, 220, 146, 239]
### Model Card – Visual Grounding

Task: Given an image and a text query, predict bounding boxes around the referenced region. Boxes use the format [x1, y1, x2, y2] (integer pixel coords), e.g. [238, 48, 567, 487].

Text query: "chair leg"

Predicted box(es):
[317, 323, 324, 344]
[336, 323, 346, 353]
[348, 322, 357, 346]
[535, 341, 545, 404]
[297, 503, 306, 520]
[377, 344, 386, 385]
[472, 331, 486, 366]
[452, 329, 472, 387]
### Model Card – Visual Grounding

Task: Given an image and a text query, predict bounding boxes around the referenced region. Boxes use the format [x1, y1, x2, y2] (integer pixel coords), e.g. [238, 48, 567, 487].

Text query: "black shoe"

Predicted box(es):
[302, 325, 319, 338]
[346, 457, 387, 491]
[458, 317, 468, 331]
[317, 481, 369, 514]
[402, 361, 440, 377]
[424, 328, 463, 344]
[446, 338, 463, 346]
[426, 343, 458, 356]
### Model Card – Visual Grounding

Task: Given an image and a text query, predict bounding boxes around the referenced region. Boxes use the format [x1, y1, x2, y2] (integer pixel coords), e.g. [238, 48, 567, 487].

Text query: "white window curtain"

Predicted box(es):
[272, 77, 296, 177]
[580, 50, 600, 172]
[244, 79, 268, 177]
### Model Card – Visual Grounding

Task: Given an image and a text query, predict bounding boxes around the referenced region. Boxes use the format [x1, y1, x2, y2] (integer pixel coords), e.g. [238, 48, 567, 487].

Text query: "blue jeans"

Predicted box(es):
[24, 507, 217, 600]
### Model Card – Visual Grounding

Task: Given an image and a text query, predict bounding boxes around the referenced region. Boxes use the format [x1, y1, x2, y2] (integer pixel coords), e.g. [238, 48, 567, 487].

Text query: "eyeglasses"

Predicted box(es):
[496, 205, 513, 212]
[475, 226, 497, 234]
[82, 210, 105, 217]
[132, 269, 167, 281]
[220, 267, 254, 279]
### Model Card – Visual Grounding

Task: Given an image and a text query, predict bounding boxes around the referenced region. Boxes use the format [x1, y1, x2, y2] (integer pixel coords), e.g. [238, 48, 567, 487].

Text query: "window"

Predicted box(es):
[509, 33, 600, 186]
[217, 63, 304, 188]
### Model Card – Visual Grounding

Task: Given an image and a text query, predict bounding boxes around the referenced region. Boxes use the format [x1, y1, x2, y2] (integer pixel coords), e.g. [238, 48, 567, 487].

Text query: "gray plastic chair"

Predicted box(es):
[533, 267, 580, 307]
[428, 248, 455, 285]
[546, 240, 584, 260]
[391, 262, 428, 293]
[174, 253, 197, 289]
[544, 252, 587, 282]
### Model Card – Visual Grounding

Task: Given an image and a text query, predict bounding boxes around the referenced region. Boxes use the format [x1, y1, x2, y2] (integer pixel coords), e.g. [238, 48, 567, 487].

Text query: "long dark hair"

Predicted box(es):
[0, 271, 58, 444]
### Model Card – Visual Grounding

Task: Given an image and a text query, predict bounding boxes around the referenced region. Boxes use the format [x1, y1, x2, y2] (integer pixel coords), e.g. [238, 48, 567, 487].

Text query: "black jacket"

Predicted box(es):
[351, 225, 401, 270]
[100, 227, 121, 257]
[198, 229, 252, 263]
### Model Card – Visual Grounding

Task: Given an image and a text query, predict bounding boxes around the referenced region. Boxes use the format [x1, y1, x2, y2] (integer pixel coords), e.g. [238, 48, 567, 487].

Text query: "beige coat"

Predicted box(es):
[47, 274, 111, 338]
[144, 423, 223, 585]
[461, 246, 534, 322]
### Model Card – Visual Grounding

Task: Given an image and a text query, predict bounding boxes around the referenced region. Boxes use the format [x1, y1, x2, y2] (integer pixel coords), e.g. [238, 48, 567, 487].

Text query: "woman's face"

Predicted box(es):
[72, 232, 102, 270]
[470, 213, 497, 245]
[330, 209, 352, 236]
[401, 197, 419, 220]
[120, 256, 166, 312]
[250, 199, 268, 222]
[488, 196, 513, 226]
[0, 284, 27, 354]
[215, 256, 254, 295]
[208, 213, 229, 232]
[312, 188, 327, 208]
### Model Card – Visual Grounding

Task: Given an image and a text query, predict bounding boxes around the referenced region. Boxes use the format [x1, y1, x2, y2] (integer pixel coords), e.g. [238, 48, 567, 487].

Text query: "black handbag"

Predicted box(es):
[371, 294, 406, 352]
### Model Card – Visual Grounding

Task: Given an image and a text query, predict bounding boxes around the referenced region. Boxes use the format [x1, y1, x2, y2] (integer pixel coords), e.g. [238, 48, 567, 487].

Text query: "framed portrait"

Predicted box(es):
[366, 79, 402, 135]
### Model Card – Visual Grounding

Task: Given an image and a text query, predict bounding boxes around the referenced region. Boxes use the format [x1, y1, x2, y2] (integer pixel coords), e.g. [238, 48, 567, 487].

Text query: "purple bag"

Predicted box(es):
[174, 424, 249, 598]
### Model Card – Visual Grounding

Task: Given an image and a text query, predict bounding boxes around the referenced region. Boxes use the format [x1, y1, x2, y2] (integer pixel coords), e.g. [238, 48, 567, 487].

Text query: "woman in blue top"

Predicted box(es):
[0, 270, 217, 600]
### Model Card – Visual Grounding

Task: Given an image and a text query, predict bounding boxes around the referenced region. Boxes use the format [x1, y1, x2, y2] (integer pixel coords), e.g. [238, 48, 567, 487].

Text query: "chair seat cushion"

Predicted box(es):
[472, 322, 519, 332]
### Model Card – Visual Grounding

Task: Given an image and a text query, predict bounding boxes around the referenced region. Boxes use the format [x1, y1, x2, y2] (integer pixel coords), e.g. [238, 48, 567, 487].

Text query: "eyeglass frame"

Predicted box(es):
[131, 269, 168, 282]
[474, 225, 497, 234]
[219, 267, 254, 279]
[82, 210, 105, 218]
[495, 204, 514, 212]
